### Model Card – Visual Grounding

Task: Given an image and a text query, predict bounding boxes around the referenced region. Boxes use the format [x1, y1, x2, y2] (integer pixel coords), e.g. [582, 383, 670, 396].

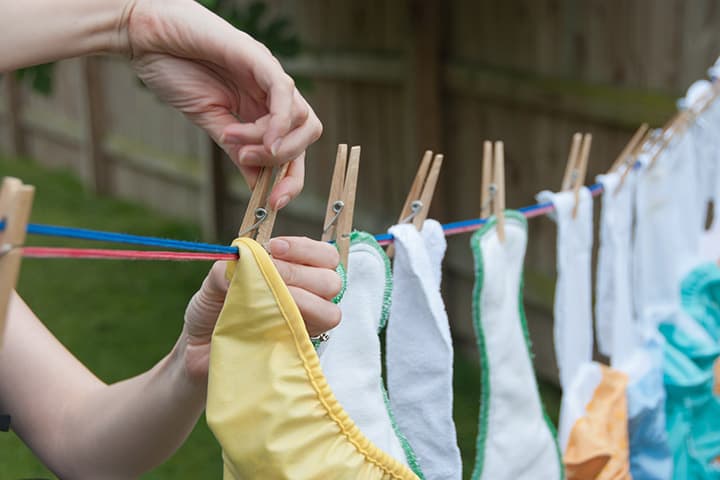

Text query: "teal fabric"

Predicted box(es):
[662, 263, 720, 479]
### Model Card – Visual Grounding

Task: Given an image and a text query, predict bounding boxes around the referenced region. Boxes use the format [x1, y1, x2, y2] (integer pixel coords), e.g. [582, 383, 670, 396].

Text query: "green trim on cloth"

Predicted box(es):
[350, 231, 425, 479]
[470, 211, 564, 480]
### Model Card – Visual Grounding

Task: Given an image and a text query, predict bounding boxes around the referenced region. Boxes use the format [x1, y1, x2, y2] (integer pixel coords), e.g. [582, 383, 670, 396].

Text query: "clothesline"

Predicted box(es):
[0, 182, 605, 260]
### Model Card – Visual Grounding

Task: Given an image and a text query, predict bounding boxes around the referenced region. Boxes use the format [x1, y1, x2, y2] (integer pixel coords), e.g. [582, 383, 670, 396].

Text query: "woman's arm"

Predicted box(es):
[1, 0, 322, 209]
[0, 237, 341, 478]
[0, 292, 206, 479]
[0, 0, 131, 72]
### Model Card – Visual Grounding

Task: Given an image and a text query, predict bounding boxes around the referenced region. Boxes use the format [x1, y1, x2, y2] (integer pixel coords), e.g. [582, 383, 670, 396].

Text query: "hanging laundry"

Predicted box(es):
[319, 231, 423, 476]
[633, 133, 705, 327]
[206, 238, 419, 479]
[536, 188, 594, 391]
[661, 262, 720, 480]
[595, 170, 639, 361]
[686, 81, 720, 261]
[563, 365, 630, 480]
[468, 211, 563, 480]
[596, 170, 672, 480]
[538, 187, 632, 479]
[385, 219, 462, 480]
[679, 80, 718, 210]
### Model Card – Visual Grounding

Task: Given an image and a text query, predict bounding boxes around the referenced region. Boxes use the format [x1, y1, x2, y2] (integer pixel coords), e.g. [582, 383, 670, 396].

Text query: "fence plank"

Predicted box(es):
[5, 74, 26, 157]
[200, 140, 226, 241]
[79, 57, 109, 194]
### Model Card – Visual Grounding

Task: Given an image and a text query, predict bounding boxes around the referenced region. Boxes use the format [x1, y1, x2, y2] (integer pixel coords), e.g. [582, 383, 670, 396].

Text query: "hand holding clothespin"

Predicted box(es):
[321, 144, 360, 270]
[561, 133, 591, 218]
[0, 177, 35, 345]
[480, 140, 506, 242]
[387, 150, 443, 257]
[238, 163, 291, 247]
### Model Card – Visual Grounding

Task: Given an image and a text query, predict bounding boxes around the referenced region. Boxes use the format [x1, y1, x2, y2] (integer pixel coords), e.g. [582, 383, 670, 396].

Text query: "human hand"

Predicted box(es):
[180, 237, 341, 382]
[123, 0, 322, 210]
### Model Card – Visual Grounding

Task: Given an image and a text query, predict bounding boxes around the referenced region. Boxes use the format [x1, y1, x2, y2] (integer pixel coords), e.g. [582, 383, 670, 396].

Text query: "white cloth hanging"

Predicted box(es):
[319, 232, 414, 468]
[539, 187, 635, 478]
[386, 219, 462, 480]
[536, 188, 594, 390]
[596, 168, 672, 479]
[469, 211, 563, 480]
[633, 136, 705, 328]
[687, 80, 720, 262]
[595, 171, 639, 362]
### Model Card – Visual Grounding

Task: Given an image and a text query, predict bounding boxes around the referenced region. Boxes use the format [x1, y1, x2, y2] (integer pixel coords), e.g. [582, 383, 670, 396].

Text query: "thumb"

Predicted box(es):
[184, 262, 229, 341]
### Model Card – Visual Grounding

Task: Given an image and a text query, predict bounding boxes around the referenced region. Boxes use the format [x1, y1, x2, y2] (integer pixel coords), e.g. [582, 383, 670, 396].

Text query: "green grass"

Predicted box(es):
[0, 155, 559, 479]
[0, 156, 220, 479]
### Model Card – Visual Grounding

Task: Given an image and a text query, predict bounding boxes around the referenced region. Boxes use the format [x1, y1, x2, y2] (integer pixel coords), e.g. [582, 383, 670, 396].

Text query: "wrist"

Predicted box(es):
[112, 0, 139, 57]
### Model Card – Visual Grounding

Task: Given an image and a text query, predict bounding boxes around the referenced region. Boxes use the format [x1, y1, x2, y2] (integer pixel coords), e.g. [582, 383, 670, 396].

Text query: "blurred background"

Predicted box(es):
[2, 0, 720, 477]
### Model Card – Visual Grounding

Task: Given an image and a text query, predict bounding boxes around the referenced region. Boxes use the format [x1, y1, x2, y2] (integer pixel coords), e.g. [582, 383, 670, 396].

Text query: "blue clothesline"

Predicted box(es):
[0, 183, 605, 252]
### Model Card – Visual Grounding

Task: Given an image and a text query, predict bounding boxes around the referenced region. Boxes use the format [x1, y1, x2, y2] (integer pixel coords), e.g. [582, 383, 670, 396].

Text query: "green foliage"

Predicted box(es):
[214, 1, 301, 58]
[15, 63, 55, 96]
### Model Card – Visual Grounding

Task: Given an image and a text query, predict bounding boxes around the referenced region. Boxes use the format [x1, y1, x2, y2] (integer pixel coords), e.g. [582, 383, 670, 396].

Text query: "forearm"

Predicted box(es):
[55, 336, 206, 479]
[0, 293, 206, 479]
[0, 0, 133, 72]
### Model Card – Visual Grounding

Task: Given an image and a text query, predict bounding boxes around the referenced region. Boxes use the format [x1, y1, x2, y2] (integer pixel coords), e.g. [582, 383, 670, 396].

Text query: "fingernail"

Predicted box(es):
[221, 133, 241, 144]
[276, 195, 290, 210]
[270, 238, 289, 256]
[239, 151, 260, 165]
[271, 138, 283, 156]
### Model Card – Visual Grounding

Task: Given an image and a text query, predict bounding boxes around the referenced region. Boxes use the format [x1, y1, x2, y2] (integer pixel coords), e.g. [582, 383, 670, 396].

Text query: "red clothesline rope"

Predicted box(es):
[20, 247, 236, 261]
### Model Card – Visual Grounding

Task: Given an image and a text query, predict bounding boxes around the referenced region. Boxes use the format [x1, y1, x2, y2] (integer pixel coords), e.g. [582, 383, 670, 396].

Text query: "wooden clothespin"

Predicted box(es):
[387, 150, 443, 257]
[648, 110, 691, 170]
[479, 140, 506, 242]
[614, 127, 654, 195]
[608, 123, 649, 174]
[238, 163, 291, 246]
[480, 141, 494, 219]
[0, 177, 35, 345]
[493, 141, 506, 242]
[561, 133, 591, 218]
[561, 133, 583, 192]
[321, 144, 360, 270]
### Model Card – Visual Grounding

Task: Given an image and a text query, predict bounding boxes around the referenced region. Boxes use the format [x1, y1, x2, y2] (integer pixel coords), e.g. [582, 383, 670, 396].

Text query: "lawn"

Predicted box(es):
[0, 155, 559, 479]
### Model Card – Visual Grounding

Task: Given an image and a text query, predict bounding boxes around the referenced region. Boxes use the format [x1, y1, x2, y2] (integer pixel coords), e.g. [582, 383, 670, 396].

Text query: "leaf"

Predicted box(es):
[16, 63, 55, 96]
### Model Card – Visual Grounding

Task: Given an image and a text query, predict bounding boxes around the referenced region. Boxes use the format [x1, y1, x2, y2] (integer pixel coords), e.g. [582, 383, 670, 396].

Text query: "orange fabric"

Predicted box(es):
[714, 357, 720, 396]
[564, 366, 632, 480]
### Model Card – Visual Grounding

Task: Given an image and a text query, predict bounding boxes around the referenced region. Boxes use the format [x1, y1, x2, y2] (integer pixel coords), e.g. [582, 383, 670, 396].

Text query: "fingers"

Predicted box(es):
[223, 95, 321, 167]
[263, 74, 296, 153]
[268, 154, 305, 210]
[271, 99, 322, 162]
[272, 259, 342, 300]
[204, 261, 230, 299]
[268, 236, 340, 269]
[220, 116, 269, 146]
[183, 261, 229, 341]
[269, 237, 342, 336]
[287, 286, 342, 337]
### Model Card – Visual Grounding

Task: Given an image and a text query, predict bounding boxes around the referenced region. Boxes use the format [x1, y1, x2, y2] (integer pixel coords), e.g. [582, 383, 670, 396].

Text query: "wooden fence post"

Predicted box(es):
[200, 139, 226, 241]
[4, 73, 27, 158]
[407, 0, 444, 214]
[79, 57, 110, 194]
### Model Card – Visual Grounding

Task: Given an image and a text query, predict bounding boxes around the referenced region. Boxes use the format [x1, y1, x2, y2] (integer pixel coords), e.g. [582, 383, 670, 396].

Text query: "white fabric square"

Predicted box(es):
[386, 219, 462, 480]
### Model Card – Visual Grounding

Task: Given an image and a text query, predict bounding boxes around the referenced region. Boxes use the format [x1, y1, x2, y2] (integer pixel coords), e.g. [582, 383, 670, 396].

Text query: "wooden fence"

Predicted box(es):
[2, 0, 719, 382]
